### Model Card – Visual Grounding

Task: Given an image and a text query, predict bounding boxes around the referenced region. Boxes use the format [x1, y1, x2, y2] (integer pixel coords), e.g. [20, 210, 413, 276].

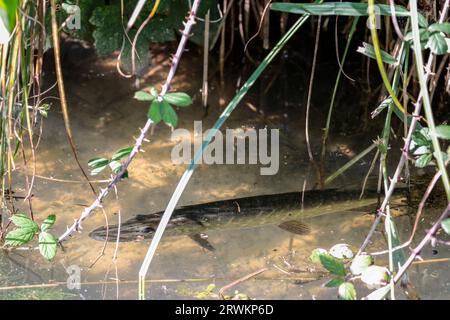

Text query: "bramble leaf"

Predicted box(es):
[5, 228, 37, 246]
[324, 277, 344, 288]
[160, 100, 178, 127]
[147, 100, 163, 124]
[134, 91, 155, 102]
[38, 232, 58, 261]
[319, 254, 346, 276]
[41, 214, 56, 232]
[9, 214, 39, 230]
[163, 92, 193, 107]
[111, 147, 133, 161]
[338, 282, 357, 300]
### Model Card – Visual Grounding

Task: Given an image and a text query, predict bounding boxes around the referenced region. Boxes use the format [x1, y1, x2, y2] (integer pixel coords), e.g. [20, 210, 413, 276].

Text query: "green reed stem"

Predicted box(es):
[324, 143, 377, 186]
[367, 0, 406, 116]
[138, 4, 320, 300]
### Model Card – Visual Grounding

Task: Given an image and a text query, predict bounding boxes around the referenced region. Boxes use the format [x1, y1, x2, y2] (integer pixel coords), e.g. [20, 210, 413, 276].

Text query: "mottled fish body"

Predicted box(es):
[89, 188, 396, 243]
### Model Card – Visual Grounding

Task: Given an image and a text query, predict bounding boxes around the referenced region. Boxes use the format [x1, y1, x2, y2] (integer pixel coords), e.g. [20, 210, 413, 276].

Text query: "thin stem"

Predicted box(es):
[357, 0, 450, 255]
[305, 16, 321, 162]
[57, 0, 202, 244]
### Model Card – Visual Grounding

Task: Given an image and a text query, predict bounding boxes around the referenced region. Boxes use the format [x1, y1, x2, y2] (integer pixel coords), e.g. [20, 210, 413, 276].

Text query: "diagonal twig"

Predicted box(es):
[58, 0, 202, 243]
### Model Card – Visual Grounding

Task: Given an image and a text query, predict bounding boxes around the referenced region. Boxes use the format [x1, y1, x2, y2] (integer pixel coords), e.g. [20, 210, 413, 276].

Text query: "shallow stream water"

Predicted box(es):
[1, 43, 449, 300]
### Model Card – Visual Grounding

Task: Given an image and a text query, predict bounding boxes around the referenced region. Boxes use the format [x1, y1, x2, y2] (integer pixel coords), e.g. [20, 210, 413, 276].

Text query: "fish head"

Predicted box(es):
[89, 221, 155, 242]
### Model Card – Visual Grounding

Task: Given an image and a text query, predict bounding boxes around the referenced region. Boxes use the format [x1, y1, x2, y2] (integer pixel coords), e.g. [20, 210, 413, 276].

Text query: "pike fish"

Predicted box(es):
[89, 188, 400, 250]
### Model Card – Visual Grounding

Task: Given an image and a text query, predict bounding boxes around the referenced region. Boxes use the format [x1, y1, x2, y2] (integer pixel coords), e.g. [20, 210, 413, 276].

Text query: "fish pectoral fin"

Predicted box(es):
[278, 220, 311, 235]
[189, 233, 216, 252]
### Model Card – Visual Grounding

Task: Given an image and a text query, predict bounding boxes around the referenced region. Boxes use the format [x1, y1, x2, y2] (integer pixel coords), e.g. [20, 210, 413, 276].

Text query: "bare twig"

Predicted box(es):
[130, 0, 161, 79]
[393, 203, 450, 284]
[218, 268, 267, 299]
[389, 0, 404, 41]
[372, 167, 444, 256]
[58, 0, 201, 243]
[305, 16, 321, 163]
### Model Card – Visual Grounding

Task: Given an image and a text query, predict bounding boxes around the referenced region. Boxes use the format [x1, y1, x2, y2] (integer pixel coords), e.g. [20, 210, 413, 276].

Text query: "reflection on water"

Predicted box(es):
[2, 43, 449, 300]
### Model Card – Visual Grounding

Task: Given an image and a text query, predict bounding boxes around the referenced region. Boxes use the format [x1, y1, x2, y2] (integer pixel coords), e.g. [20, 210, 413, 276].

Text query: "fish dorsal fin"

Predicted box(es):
[278, 220, 311, 235]
[189, 233, 216, 252]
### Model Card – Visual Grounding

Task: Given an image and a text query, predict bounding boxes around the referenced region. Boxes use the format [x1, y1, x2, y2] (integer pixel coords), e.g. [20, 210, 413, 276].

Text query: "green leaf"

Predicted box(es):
[436, 125, 450, 140]
[270, 2, 428, 27]
[371, 97, 393, 118]
[161, 100, 178, 127]
[324, 277, 344, 288]
[41, 214, 56, 232]
[150, 87, 158, 97]
[109, 160, 121, 173]
[38, 232, 58, 261]
[5, 214, 39, 246]
[147, 99, 163, 124]
[350, 254, 374, 275]
[188, 0, 222, 46]
[38, 104, 50, 118]
[196, 283, 216, 299]
[319, 254, 346, 276]
[91, 165, 108, 175]
[140, 15, 176, 43]
[134, 91, 155, 102]
[441, 218, 450, 235]
[338, 282, 357, 300]
[62, 0, 104, 41]
[365, 285, 390, 300]
[5, 228, 37, 246]
[310, 248, 328, 263]
[404, 28, 429, 42]
[9, 214, 39, 230]
[163, 92, 193, 107]
[426, 32, 448, 55]
[89, 5, 123, 56]
[412, 145, 430, 156]
[361, 266, 390, 287]
[0, 0, 19, 38]
[411, 130, 432, 156]
[428, 22, 450, 34]
[88, 157, 110, 169]
[329, 243, 353, 259]
[111, 146, 133, 161]
[415, 153, 432, 168]
[120, 29, 152, 74]
[61, 3, 78, 15]
[109, 161, 128, 178]
[357, 42, 398, 65]
[88, 157, 109, 175]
